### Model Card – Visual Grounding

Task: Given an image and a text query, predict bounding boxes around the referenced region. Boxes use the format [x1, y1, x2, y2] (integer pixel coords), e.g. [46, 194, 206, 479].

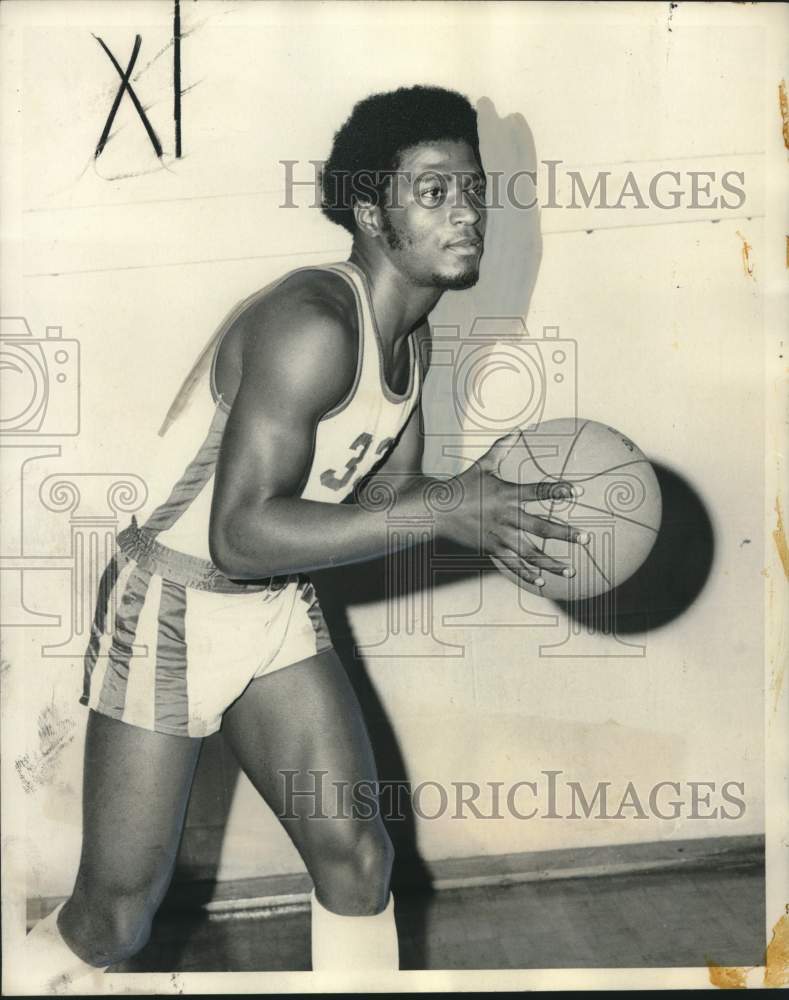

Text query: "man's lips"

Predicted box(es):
[446, 237, 483, 253]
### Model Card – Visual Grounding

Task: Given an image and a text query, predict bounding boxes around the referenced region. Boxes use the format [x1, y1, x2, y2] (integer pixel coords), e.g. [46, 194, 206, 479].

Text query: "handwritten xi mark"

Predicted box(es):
[93, 34, 163, 159]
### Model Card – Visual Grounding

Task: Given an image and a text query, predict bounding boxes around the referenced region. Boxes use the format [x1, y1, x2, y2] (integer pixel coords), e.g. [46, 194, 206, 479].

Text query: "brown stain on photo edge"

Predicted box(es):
[764, 914, 789, 988]
[706, 962, 748, 989]
[774, 496, 789, 582]
[779, 80, 789, 152]
[736, 230, 754, 279]
[706, 915, 789, 989]
[769, 497, 788, 713]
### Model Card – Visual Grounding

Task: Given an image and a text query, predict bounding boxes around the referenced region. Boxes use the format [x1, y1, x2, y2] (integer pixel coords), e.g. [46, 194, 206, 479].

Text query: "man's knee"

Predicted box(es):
[309, 821, 394, 913]
[108, 902, 154, 965]
[355, 824, 395, 885]
[62, 884, 157, 966]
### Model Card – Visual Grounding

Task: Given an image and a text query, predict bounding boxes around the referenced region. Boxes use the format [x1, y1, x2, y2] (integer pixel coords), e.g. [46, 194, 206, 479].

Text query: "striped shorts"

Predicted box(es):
[81, 521, 334, 738]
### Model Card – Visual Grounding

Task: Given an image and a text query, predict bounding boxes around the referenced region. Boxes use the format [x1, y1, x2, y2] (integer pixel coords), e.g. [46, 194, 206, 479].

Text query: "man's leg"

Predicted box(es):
[222, 648, 398, 970]
[27, 709, 201, 990]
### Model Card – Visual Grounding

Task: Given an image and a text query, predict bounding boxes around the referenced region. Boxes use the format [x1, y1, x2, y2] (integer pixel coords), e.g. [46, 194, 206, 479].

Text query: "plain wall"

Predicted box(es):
[1, 2, 766, 897]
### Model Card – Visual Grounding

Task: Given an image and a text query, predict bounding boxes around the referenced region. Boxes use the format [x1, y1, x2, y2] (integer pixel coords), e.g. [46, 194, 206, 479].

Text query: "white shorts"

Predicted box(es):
[81, 522, 333, 738]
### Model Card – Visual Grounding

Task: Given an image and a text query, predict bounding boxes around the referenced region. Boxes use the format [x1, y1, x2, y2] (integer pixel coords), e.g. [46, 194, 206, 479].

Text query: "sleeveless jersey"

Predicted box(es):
[140, 260, 423, 564]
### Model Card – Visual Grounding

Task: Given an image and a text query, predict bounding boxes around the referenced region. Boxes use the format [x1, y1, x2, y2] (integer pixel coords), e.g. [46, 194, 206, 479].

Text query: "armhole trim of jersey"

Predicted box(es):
[207, 264, 361, 420]
[209, 285, 273, 413]
[316, 266, 365, 422]
[412, 323, 429, 398]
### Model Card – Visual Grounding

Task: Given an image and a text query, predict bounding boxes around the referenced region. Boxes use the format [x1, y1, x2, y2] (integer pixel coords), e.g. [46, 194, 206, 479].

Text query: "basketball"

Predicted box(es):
[491, 418, 662, 601]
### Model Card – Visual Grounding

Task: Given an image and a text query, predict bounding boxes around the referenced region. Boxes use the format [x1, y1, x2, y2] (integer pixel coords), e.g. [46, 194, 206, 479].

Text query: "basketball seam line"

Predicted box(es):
[539, 419, 590, 555]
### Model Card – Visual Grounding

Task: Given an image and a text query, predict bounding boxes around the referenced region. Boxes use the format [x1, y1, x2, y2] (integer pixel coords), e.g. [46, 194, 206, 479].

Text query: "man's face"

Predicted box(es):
[379, 140, 487, 290]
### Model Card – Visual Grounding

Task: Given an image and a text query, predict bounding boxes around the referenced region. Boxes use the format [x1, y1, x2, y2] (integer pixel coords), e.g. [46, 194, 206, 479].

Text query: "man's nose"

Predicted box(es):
[450, 191, 483, 226]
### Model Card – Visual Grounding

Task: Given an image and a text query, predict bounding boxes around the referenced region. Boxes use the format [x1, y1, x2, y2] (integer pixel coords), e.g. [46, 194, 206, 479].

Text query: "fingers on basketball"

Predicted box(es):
[495, 546, 545, 587]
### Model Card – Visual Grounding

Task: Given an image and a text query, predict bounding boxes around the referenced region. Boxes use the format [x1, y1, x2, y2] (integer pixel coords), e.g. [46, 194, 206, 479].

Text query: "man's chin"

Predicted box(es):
[431, 266, 480, 291]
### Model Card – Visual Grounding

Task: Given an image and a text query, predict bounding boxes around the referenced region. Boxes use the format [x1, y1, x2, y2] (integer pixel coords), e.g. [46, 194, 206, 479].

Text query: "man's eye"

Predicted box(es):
[421, 187, 443, 202]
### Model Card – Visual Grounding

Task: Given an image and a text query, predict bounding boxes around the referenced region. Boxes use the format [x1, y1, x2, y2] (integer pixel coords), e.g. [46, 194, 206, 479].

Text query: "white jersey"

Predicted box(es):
[140, 260, 423, 565]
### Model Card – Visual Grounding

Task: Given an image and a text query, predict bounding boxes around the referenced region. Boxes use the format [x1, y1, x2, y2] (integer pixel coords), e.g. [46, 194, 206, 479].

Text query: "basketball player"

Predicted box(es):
[25, 85, 586, 990]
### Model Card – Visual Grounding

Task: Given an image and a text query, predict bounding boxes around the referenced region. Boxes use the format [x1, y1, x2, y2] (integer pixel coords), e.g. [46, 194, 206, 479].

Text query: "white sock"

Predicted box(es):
[25, 902, 106, 994]
[310, 888, 399, 971]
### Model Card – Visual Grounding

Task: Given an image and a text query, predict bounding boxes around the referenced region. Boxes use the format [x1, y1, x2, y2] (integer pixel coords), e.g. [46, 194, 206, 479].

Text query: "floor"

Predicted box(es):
[115, 861, 765, 973]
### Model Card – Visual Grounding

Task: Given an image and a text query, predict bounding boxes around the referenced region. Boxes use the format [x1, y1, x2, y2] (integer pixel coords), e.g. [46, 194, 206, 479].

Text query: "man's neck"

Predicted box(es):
[348, 244, 440, 345]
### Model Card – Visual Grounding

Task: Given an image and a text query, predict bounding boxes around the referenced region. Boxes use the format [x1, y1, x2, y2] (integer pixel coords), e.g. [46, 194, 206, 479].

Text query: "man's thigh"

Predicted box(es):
[76, 710, 201, 891]
[222, 648, 382, 824]
[59, 711, 202, 961]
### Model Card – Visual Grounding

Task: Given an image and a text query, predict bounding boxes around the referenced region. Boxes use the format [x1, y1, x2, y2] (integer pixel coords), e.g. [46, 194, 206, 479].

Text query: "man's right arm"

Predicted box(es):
[208, 292, 584, 584]
[208, 292, 429, 578]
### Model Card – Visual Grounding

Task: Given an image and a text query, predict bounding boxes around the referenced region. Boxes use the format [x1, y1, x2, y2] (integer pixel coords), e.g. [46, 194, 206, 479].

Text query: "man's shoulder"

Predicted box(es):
[245, 265, 358, 338]
[233, 266, 359, 408]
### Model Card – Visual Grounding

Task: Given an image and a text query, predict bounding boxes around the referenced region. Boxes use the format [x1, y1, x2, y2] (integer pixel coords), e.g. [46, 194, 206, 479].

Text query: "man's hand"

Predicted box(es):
[440, 430, 590, 589]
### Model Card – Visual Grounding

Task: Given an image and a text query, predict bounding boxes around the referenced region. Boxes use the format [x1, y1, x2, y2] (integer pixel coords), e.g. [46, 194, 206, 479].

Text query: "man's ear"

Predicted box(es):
[352, 200, 384, 239]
